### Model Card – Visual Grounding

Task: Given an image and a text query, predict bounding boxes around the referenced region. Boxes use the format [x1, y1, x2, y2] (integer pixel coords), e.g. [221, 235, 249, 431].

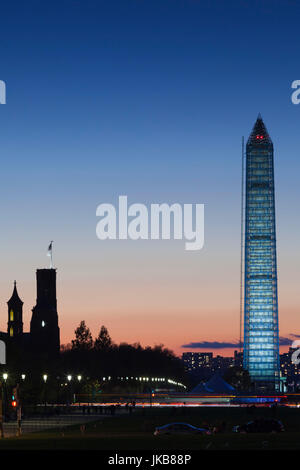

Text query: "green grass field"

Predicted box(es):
[1, 406, 300, 450]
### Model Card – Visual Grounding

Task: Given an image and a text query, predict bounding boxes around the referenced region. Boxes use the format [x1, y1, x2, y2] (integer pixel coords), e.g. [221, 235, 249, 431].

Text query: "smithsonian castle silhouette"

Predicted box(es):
[0, 268, 60, 364]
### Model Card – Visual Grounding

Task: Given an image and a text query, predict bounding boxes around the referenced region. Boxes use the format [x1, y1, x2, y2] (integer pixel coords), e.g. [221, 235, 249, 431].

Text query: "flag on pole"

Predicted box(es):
[47, 241, 53, 268]
[47, 241, 53, 257]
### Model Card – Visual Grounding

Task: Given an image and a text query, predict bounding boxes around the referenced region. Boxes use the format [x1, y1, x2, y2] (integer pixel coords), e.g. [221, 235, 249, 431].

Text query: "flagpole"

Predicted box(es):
[48, 241, 54, 269]
[50, 241, 53, 269]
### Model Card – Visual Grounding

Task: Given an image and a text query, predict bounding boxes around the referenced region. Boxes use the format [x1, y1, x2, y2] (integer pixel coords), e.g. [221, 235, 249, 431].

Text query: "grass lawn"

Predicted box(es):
[1, 406, 300, 450]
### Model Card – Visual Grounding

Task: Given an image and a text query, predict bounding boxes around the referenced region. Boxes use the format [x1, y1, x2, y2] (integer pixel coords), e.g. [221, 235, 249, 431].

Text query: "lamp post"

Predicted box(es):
[2, 374, 8, 423]
[43, 374, 47, 414]
[67, 375, 72, 406]
[0, 374, 7, 437]
[15, 383, 22, 436]
[77, 375, 82, 407]
[19, 375, 25, 421]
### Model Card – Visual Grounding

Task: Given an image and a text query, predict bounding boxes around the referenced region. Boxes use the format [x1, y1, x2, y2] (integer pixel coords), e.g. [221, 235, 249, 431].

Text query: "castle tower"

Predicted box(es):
[243, 115, 280, 390]
[30, 269, 60, 357]
[7, 281, 23, 339]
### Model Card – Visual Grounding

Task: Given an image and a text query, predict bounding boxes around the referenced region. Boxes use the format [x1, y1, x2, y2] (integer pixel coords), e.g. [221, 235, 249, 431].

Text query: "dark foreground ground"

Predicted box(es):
[0, 406, 300, 450]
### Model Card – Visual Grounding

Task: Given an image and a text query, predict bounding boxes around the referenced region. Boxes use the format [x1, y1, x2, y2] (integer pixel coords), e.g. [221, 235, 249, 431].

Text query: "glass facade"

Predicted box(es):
[243, 116, 280, 389]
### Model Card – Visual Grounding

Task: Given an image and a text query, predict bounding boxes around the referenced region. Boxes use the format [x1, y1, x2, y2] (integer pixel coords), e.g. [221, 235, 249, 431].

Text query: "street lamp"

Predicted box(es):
[43, 375, 48, 414]
[2, 374, 8, 423]
[67, 375, 73, 405]
[21, 374, 26, 381]
[76, 376, 82, 407]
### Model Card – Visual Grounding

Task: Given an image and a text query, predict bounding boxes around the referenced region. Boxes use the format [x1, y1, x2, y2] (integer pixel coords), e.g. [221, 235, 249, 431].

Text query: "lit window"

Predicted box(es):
[10, 327, 13, 337]
[10, 310, 14, 321]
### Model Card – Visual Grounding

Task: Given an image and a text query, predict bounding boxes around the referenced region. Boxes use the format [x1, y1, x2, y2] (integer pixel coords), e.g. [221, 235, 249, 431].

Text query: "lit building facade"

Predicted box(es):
[280, 348, 300, 391]
[182, 352, 213, 372]
[243, 115, 280, 389]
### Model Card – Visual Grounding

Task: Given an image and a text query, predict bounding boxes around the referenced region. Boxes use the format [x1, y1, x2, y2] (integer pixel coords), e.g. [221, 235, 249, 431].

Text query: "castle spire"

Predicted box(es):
[7, 280, 24, 338]
[7, 280, 23, 306]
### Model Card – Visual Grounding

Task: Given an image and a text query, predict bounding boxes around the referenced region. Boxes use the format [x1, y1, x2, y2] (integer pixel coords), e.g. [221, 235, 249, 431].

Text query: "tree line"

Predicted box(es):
[60, 321, 186, 381]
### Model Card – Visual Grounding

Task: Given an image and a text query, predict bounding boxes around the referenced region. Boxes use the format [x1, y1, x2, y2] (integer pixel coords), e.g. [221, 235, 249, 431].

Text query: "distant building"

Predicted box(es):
[182, 352, 236, 380]
[234, 350, 243, 368]
[182, 352, 213, 372]
[280, 348, 300, 391]
[0, 268, 60, 365]
[212, 355, 234, 373]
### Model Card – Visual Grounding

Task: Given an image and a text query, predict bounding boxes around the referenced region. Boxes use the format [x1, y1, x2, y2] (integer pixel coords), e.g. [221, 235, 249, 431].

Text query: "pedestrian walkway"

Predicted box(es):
[2, 414, 100, 438]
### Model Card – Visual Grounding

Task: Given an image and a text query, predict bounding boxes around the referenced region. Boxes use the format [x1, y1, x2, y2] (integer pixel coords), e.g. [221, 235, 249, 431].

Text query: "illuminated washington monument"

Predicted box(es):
[243, 115, 280, 390]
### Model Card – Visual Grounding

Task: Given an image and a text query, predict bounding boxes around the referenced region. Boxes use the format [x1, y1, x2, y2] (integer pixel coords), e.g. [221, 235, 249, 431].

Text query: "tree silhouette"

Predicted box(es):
[59, 324, 187, 386]
[94, 325, 113, 351]
[71, 321, 93, 351]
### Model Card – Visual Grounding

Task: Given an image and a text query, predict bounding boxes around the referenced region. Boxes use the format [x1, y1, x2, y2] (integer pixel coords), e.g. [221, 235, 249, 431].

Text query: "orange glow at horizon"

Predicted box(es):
[0, 240, 298, 360]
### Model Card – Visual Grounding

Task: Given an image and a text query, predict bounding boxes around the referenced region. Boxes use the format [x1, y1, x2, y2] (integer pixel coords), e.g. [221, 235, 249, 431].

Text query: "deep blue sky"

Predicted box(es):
[0, 0, 299, 352]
